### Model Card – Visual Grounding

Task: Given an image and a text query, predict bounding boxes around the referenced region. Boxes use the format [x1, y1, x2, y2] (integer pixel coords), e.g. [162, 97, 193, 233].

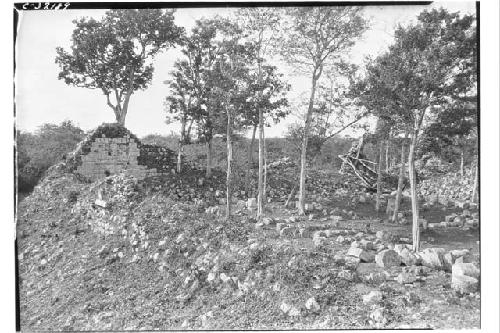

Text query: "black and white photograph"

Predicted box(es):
[10, 1, 499, 331]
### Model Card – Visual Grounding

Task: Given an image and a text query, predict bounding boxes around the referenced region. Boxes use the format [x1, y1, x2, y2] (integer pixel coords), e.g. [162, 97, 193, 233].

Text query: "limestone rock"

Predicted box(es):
[376, 230, 389, 241]
[420, 248, 446, 269]
[399, 248, 422, 266]
[262, 217, 274, 226]
[344, 256, 361, 270]
[396, 272, 417, 284]
[360, 239, 374, 250]
[452, 274, 478, 294]
[362, 290, 383, 304]
[305, 297, 320, 312]
[370, 308, 387, 324]
[333, 254, 346, 265]
[280, 227, 296, 238]
[375, 249, 401, 268]
[247, 198, 257, 210]
[313, 236, 327, 248]
[347, 247, 374, 263]
[452, 263, 480, 279]
[280, 301, 291, 314]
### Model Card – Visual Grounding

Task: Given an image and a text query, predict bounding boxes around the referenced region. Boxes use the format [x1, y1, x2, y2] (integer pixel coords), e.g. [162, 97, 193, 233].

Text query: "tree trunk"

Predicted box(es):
[118, 67, 135, 126]
[115, 108, 126, 126]
[263, 125, 268, 204]
[226, 108, 233, 220]
[375, 142, 384, 212]
[245, 125, 257, 197]
[460, 149, 464, 176]
[409, 131, 420, 252]
[257, 60, 265, 220]
[206, 138, 212, 178]
[385, 137, 390, 173]
[177, 116, 187, 173]
[392, 137, 407, 222]
[285, 182, 298, 208]
[471, 159, 478, 203]
[298, 71, 319, 215]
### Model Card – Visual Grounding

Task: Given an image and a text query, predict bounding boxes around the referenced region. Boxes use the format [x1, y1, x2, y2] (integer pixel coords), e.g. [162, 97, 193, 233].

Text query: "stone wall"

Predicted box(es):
[65, 123, 176, 181]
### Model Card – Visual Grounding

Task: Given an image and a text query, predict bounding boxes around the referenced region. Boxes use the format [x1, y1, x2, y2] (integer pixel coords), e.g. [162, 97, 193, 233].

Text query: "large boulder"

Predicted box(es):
[375, 249, 401, 268]
[399, 248, 422, 266]
[452, 263, 480, 279]
[443, 249, 471, 271]
[451, 274, 478, 294]
[347, 247, 375, 263]
[420, 248, 446, 269]
[247, 198, 257, 210]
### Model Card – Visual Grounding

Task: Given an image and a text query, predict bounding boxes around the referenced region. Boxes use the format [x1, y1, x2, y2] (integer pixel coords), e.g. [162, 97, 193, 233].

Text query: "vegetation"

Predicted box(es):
[16, 121, 85, 192]
[56, 9, 184, 125]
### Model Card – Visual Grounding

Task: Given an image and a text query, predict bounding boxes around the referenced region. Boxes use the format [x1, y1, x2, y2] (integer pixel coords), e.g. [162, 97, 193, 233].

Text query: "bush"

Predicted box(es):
[16, 120, 85, 193]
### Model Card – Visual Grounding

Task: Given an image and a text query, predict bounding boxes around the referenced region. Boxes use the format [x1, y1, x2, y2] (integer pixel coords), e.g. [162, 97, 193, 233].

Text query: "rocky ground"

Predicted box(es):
[16, 163, 480, 330]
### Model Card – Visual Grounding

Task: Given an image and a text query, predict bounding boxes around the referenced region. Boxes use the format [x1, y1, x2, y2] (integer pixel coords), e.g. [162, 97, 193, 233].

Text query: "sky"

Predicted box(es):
[15, 2, 476, 138]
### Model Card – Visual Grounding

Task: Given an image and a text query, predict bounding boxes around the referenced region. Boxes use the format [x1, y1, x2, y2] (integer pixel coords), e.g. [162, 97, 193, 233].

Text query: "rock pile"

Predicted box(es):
[419, 167, 476, 206]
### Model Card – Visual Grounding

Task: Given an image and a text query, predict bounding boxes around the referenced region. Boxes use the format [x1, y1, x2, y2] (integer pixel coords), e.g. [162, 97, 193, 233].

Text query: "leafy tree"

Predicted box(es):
[286, 68, 369, 164]
[356, 8, 476, 251]
[237, 65, 290, 196]
[210, 19, 259, 219]
[172, 18, 224, 177]
[16, 121, 85, 192]
[164, 60, 198, 172]
[418, 101, 477, 175]
[56, 9, 184, 125]
[236, 8, 283, 219]
[278, 7, 368, 215]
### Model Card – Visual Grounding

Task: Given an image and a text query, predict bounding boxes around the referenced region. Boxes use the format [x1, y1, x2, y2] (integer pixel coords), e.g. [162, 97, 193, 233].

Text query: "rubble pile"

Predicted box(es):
[418, 166, 476, 206]
[269, 218, 480, 297]
[18, 170, 364, 330]
[265, 157, 363, 201]
[16, 147, 480, 330]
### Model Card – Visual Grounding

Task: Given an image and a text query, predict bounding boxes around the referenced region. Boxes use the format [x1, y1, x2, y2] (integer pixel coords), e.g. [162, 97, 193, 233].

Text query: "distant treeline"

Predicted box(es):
[17, 120, 476, 194]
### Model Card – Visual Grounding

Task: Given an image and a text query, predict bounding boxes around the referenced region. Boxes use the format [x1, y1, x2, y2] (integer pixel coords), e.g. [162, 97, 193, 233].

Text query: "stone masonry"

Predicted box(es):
[66, 123, 176, 181]
[75, 136, 158, 181]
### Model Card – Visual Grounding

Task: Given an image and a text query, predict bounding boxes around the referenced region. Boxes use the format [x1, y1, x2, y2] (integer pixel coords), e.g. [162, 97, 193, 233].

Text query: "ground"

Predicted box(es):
[16, 168, 480, 331]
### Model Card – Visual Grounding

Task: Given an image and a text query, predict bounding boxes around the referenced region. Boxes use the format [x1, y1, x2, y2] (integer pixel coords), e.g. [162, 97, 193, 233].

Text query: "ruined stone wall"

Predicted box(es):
[65, 123, 176, 181]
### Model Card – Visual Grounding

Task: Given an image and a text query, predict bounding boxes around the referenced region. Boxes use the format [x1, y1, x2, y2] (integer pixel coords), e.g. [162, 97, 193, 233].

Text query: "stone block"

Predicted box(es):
[375, 249, 401, 268]
[420, 248, 446, 269]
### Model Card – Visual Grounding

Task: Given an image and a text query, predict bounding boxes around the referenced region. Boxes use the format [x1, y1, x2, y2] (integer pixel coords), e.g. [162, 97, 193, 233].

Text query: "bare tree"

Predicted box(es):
[277, 7, 368, 214]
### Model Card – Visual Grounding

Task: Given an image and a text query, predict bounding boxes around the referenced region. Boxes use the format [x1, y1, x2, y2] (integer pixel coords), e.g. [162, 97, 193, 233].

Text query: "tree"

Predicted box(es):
[237, 65, 290, 196]
[16, 121, 85, 192]
[236, 8, 283, 219]
[164, 60, 197, 172]
[278, 7, 368, 215]
[56, 9, 183, 125]
[214, 21, 259, 219]
[176, 18, 224, 177]
[357, 8, 476, 251]
[418, 101, 477, 174]
[373, 118, 392, 212]
[286, 68, 370, 165]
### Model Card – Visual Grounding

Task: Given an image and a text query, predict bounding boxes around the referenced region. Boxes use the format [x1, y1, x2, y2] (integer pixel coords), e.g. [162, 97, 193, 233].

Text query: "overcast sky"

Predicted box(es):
[15, 2, 475, 138]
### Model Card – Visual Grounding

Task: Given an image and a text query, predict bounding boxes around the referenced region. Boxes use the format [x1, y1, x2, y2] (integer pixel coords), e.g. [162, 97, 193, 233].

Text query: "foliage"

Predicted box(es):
[56, 9, 184, 124]
[357, 8, 476, 132]
[17, 121, 85, 192]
